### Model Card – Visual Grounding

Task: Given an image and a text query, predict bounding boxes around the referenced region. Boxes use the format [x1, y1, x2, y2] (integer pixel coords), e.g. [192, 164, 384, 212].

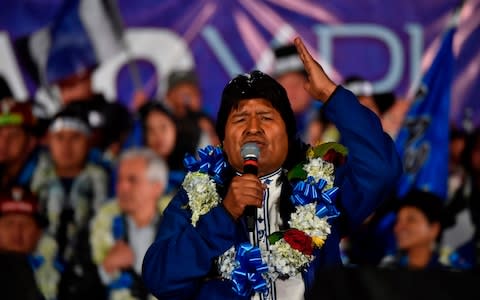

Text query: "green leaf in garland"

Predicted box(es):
[287, 163, 307, 181]
[268, 231, 285, 245]
[309, 142, 348, 159]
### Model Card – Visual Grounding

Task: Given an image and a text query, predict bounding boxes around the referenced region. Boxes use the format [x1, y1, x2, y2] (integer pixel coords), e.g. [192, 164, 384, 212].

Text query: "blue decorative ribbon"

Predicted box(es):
[109, 217, 134, 293]
[112, 215, 125, 241]
[29, 254, 64, 275]
[54, 259, 65, 273]
[109, 272, 134, 290]
[231, 243, 269, 297]
[290, 176, 340, 219]
[28, 255, 45, 270]
[183, 145, 227, 184]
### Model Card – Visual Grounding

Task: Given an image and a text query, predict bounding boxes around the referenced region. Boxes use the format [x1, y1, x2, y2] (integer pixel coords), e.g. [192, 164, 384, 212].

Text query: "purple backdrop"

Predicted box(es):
[0, 0, 478, 127]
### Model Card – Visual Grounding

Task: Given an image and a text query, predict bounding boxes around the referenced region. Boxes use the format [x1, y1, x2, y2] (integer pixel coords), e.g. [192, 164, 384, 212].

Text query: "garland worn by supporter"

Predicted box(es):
[29, 234, 61, 300]
[90, 200, 169, 300]
[142, 37, 402, 300]
[90, 148, 171, 300]
[31, 150, 108, 263]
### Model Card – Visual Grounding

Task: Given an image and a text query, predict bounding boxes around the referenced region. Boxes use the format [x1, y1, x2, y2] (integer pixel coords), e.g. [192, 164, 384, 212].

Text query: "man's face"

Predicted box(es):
[0, 213, 42, 254]
[223, 99, 289, 176]
[0, 126, 30, 164]
[116, 157, 163, 215]
[57, 70, 94, 105]
[48, 130, 89, 171]
[166, 83, 202, 118]
[277, 72, 312, 115]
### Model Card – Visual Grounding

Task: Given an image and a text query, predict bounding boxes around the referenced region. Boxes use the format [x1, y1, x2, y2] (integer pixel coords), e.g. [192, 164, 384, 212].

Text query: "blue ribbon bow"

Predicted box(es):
[184, 145, 227, 184]
[290, 176, 340, 219]
[231, 243, 269, 297]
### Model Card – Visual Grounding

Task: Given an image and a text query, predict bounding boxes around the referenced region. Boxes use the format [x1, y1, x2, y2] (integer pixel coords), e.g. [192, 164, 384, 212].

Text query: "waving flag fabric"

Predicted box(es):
[395, 25, 456, 200]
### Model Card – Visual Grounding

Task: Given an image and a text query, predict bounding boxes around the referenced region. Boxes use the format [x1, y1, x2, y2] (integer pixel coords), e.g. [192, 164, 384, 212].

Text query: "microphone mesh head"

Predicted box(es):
[241, 142, 260, 160]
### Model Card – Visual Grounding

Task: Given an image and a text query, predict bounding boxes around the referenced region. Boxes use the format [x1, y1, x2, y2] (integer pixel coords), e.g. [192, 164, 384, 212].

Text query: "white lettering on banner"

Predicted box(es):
[92, 28, 194, 101]
[0, 24, 424, 103]
[0, 32, 28, 101]
[405, 24, 423, 96]
[314, 23, 423, 93]
[200, 23, 423, 94]
[315, 23, 407, 93]
[201, 26, 244, 77]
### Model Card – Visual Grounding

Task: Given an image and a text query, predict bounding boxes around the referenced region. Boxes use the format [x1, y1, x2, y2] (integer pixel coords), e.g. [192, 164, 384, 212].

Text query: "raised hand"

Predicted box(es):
[102, 240, 135, 274]
[294, 37, 337, 102]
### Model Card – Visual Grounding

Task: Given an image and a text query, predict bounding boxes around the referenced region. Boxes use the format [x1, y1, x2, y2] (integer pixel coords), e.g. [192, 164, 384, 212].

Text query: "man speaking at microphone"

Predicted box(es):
[142, 37, 402, 300]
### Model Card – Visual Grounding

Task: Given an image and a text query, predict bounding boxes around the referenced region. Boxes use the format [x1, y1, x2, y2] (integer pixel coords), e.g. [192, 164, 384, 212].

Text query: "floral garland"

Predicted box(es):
[31, 153, 106, 262]
[90, 199, 168, 300]
[182, 143, 347, 297]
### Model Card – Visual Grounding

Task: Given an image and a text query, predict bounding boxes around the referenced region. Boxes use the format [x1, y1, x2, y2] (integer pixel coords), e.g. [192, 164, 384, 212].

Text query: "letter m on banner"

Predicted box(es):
[394, 26, 456, 200]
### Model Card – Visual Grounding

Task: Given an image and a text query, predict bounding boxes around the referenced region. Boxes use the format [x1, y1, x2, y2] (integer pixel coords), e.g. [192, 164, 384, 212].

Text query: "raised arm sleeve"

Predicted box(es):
[322, 86, 403, 231]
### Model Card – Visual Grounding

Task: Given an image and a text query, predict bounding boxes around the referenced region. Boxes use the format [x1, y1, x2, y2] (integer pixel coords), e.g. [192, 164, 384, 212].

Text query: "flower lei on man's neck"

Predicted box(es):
[182, 143, 347, 297]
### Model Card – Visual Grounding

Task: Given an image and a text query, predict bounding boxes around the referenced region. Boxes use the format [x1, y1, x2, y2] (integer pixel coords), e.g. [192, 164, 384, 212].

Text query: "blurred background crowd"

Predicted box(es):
[0, 1, 479, 299]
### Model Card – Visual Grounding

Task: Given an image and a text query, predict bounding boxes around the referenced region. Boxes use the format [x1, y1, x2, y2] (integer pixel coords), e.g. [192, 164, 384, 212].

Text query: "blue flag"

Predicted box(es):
[23, 0, 121, 85]
[46, 0, 98, 84]
[395, 26, 456, 200]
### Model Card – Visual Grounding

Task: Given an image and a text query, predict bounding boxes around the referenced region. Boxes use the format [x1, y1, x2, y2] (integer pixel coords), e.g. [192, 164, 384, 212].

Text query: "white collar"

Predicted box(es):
[259, 168, 283, 186]
[235, 168, 283, 185]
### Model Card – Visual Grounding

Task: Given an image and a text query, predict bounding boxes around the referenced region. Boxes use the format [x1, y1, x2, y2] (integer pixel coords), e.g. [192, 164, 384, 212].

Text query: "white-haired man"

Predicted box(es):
[89, 148, 170, 299]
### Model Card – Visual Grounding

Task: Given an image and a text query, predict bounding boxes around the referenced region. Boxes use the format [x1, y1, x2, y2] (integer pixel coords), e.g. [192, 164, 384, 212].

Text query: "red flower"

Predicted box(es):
[283, 229, 313, 255]
[322, 148, 346, 167]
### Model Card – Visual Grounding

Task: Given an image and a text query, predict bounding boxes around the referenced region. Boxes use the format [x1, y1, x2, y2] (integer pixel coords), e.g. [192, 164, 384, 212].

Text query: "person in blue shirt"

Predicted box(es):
[142, 37, 402, 300]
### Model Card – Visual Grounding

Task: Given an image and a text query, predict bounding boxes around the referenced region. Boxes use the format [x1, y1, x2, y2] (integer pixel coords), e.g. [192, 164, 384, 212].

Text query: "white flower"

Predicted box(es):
[288, 203, 331, 239]
[75, 196, 90, 223]
[303, 158, 335, 189]
[217, 246, 237, 279]
[111, 288, 137, 300]
[268, 240, 313, 277]
[46, 188, 62, 234]
[34, 235, 60, 300]
[90, 201, 121, 264]
[183, 171, 221, 226]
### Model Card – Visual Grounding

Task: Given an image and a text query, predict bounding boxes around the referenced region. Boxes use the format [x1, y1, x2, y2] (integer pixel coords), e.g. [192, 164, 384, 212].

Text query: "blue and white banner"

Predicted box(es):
[0, 0, 478, 126]
[395, 26, 456, 199]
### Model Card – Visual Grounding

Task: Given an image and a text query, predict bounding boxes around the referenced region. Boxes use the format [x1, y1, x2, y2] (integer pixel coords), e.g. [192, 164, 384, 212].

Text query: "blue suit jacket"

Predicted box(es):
[142, 86, 403, 299]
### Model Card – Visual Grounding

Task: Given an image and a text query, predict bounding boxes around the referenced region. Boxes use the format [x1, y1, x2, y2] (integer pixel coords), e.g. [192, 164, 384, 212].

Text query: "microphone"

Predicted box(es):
[241, 142, 260, 232]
